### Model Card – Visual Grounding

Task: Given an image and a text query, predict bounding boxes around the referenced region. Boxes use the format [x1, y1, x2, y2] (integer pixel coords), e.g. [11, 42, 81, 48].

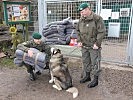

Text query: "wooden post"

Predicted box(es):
[25, 23, 29, 41]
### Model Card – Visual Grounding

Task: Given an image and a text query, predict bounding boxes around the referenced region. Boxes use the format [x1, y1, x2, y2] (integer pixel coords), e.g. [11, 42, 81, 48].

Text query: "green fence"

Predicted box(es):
[102, 2, 131, 35]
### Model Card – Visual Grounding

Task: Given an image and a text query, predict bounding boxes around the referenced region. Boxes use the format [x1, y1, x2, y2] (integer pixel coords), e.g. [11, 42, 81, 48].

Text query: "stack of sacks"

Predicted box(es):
[65, 27, 78, 44]
[65, 19, 79, 46]
[42, 17, 78, 45]
[66, 20, 78, 39]
[43, 25, 66, 45]
[14, 48, 46, 73]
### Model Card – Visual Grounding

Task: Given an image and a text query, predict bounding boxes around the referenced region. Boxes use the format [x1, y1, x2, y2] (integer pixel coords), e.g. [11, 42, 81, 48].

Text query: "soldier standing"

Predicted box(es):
[76, 3, 106, 88]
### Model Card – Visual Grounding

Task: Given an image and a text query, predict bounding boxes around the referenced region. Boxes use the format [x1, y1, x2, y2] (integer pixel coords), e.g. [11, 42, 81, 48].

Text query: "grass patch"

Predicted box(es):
[0, 57, 17, 69]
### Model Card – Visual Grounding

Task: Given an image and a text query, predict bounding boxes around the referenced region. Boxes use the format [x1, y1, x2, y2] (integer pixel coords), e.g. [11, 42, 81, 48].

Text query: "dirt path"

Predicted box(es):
[0, 64, 132, 100]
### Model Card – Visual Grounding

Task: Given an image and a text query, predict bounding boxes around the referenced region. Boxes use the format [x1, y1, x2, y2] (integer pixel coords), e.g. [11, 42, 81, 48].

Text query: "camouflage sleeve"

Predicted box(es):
[76, 21, 81, 42]
[43, 44, 51, 62]
[95, 16, 106, 47]
[17, 40, 33, 52]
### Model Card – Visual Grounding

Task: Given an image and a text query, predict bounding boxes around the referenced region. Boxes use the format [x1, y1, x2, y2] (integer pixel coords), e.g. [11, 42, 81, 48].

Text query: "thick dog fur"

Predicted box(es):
[49, 48, 78, 98]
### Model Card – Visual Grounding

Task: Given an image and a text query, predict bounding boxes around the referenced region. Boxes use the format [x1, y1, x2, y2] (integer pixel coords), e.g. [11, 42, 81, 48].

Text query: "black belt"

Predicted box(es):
[82, 45, 92, 49]
[82, 45, 101, 50]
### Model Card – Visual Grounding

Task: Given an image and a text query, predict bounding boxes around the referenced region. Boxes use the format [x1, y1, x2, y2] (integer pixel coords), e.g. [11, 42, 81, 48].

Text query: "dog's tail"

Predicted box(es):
[66, 87, 78, 98]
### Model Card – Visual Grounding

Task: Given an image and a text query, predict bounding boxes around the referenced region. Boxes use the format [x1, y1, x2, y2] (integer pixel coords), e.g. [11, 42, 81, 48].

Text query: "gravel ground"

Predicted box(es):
[0, 57, 133, 100]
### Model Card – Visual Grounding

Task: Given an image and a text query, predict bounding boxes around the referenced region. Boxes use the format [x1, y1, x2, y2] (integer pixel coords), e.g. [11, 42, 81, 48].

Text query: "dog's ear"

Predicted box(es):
[57, 49, 61, 53]
[51, 47, 55, 54]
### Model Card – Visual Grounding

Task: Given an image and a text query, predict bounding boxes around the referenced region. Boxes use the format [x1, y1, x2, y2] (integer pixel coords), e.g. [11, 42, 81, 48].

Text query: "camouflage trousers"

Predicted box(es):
[81, 46, 101, 77]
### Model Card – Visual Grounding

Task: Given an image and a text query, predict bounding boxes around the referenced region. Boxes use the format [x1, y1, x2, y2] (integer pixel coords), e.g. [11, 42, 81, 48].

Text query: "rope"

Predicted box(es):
[35, 53, 40, 66]
[23, 53, 26, 61]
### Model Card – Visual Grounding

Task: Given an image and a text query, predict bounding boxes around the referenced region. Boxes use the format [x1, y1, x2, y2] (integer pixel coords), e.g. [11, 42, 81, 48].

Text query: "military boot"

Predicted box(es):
[29, 71, 36, 81]
[80, 72, 91, 83]
[24, 64, 36, 81]
[44, 62, 50, 70]
[36, 71, 41, 75]
[87, 75, 98, 88]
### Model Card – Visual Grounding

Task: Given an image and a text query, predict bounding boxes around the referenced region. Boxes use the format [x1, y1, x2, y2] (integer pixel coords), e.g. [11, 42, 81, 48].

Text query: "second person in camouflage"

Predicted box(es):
[76, 3, 106, 88]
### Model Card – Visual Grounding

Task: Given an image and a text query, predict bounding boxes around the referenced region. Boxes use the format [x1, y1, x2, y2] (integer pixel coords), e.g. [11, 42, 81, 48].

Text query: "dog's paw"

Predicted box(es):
[52, 85, 62, 91]
[49, 79, 54, 83]
[73, 92, 78, 98]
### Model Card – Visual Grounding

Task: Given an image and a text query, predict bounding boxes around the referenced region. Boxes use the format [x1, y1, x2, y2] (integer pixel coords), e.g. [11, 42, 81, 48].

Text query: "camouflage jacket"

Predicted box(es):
[76, 12, 106, 47]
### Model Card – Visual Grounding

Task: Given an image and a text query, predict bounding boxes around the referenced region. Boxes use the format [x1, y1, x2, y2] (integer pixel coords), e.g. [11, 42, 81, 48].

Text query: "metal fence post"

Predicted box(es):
[96, 0, 102, 15]
[127, 0, 133, 66]
[38, 0, 47, 35]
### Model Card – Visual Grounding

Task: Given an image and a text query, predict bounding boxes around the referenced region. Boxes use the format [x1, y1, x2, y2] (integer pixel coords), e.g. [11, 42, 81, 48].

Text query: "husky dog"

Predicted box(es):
[49, 48, 78, 98]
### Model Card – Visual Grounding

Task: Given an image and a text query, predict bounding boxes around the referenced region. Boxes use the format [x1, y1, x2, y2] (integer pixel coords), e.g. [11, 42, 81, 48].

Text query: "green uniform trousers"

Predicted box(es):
[81, 47, 101, 77]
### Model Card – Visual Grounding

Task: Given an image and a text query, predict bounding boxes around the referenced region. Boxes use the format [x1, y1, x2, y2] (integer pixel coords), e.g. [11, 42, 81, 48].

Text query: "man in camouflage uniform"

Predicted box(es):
[17, 32, 51, 81]
[76, 3, 106, 88]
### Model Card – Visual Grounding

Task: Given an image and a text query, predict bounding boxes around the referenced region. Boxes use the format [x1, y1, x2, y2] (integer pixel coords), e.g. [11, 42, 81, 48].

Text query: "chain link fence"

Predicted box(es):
[28, 0, 39, 34]
[44, 0, 133, 65]
[46, 1, 96, 23]
[101, 0, 132, 64]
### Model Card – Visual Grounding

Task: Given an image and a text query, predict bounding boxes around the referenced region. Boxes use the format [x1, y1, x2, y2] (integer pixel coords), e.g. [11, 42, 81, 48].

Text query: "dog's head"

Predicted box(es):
[51, 48, 61, 55]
